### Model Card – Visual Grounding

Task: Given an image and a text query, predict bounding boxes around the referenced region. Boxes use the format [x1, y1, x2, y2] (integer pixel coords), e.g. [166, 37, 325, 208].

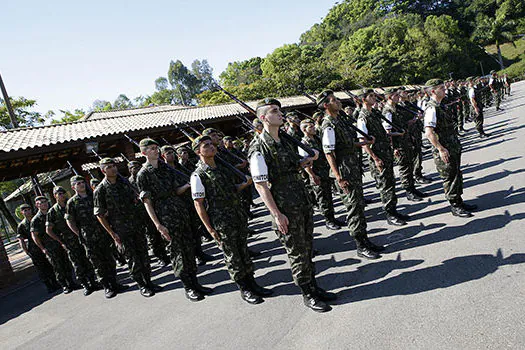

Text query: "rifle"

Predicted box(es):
[183, 123, 247, 163]
[215, 83, 317, 157]
[67, 161, 79, 176]
[120, 153, 130, 163]
[124, 133, 190, 181]
[30, 176, 43, 196]
[87, 170, 98, 180]
[173, 122, 248, 182]
[47, 175, 57, 187]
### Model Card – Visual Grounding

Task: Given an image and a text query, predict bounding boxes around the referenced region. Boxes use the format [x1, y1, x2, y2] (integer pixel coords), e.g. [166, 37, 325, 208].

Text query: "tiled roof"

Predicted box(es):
[4, 168, 73, 202]
[0, 92, 355, 153]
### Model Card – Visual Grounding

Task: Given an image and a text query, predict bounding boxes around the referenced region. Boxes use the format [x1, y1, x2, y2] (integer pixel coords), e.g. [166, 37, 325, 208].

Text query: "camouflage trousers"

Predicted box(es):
[396, 146, 415, 190]
[473, 109, 485, 134]
[27, 246, 56, 286]
[118, 229, 151, 286]
[60, 232, 95, 284]
[160, 206, 198, 283]
[492, 91, 501, 109]
[411, 131, 424, 178]
[43, 240, 74, 288]
[143, 217, 169, 262]
[432, 147, 464, 206]
[369, 153, 398, 214]
[275, 206, 314, 286]
[217, 222, 253, 282]
[335, 176, 367, 241]
[311, 177, 336, 221]
[81, 230, 117, 287]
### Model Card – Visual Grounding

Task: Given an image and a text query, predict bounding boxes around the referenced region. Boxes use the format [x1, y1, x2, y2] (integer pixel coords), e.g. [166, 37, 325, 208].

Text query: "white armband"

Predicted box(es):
[191, 173, 205, 199]
[322, 127, 336, 151]
[250, 151, 268, 182]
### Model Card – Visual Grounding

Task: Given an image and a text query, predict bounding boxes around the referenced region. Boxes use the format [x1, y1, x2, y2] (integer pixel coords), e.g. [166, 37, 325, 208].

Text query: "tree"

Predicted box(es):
[191, 59, 215, 92]
[167, 60, 201, 105]
[0, 96, 45, 129]
[219, 57, 263, 87]
[92, 99, 113, 112]
[113, 94, 132, 110]
[51, 109, 85, 124]
[155, 77, 169, 92]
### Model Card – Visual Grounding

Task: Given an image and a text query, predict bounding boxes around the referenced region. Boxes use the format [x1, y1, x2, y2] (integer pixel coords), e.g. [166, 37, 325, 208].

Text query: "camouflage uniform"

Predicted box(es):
[192, 160, 253, 282]
[424, 99, 464, 205]
[301, 131, 336, 222]
[136, 161, 198, 284]
[405, 100, 425, 179]
[249, 130, 314, 286]
[17, 218, 56, 288]
[46, 203, 95, 285]
[94, 177, 152, 286]
[65, 194, 117, 288]
[320, 115, 367, 240]
[383, 103, 415, 191]
[30, 211, 73, 288]
[470, 84, 485, 134]
[358, 108, 398, 214]
[129, 174, 169, 263]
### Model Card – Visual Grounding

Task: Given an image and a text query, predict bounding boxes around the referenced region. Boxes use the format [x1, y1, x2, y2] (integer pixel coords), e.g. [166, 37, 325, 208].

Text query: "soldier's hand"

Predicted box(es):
[394, 149, 401, 159]
[337, 177, 350, 194]
[374, 157, 384, 172]
[438, 147, 450, 164]
[275, 212, 289, 235]
[245, 176, 253, 186]
[209, 229, 221, 246]
[157, 224, 171, 242]
[113, 235, 123, 250]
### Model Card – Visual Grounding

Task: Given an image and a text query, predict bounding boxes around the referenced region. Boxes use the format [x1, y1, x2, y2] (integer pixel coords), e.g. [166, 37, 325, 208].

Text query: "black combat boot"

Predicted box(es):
[182, 277, 204, 302]
[299, 283, 331, 313]
[143, 274, 163, 293]
[325, 220, 341, 230]
[103, 281, 117, 299]
[247, 275, 273, 297]
[451, 205, 473, 218]
[386, 212, 406, 226]
[80, 279, 93, 296]
[356, 239, 381, 260]
[415, 175, 432, 184]
[406, 190, 423, 202]
[237, 278, 263, 305]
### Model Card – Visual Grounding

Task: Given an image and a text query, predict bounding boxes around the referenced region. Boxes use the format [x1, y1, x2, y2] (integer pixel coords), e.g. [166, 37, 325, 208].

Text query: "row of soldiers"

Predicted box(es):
[16, 76, 506, 313]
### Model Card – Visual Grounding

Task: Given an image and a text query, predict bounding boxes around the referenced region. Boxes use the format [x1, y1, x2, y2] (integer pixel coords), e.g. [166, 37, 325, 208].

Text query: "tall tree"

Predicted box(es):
[0, 97, 45, 129]
[191, 59, 215, 92]
[167, 60, 201, 105]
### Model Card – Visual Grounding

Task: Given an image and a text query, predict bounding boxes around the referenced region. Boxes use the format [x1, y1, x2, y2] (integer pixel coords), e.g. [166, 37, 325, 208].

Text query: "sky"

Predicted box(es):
[1, 0, 338, 117]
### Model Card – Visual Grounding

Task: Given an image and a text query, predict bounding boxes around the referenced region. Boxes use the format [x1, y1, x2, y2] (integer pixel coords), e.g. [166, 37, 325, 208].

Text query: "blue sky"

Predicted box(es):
[1, 0, 337, 116]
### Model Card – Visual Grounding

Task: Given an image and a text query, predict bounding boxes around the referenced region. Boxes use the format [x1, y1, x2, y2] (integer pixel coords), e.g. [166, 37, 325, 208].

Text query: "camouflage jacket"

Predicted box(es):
[425, 99, 461, 152]
[301, 134, 330, 179]
[192, 160, 247, 229]
[248, 130, 311, 211]
[46, 202, 75, 239]
[30, 210, 55, 248]
[18, 217, 39, 253]
[358, 108, 393, 160]
[65, 193, 104, 241]
[94, 177, 141, 234]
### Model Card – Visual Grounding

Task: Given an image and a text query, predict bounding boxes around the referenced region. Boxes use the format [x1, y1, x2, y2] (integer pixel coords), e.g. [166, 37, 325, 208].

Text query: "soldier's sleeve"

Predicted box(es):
[468, 88, 475, 99]
[322, 125, 336, 152]
[249, 145, 269, 183]
[382, 112, 393, 131]
[191, 173, 206, 199]
[45, 210, 54, 228]
[29, 216, 40, 234]
[17, 222, 26, 240]
[356, 118, 368, 136]
[136, 172, 152, 202]
[424, 106, 437, 128]
[93, 186, 107, 216]
[64, 198, 76, 222]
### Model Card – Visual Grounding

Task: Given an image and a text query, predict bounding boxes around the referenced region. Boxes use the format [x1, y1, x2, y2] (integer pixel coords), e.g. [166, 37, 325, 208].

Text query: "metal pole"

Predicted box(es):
[480, 61, 485, 76]
[0, 72, 19, 128]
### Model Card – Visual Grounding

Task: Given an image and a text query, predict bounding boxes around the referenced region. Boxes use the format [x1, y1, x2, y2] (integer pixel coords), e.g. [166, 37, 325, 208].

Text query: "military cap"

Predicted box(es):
[425, 79, 444, 88]
[175, 146, 189, 155]
[300, 118, 314, 126]
[19, 203, 31, 210]
[357, 88, 375, 97]
[286, 111, 297, 118]
[192, 135, 212, 151]
[383, 87, 398, 95]
[70, 175, 85, 184]
[397, 86, 406, 91]
[34, 195, 47, 203]
[138, 138, 159, 148]
[256, 98, 281, 110]
[90, 178, 101, 187]
[252, 118, 263, 126]
[127, 160, 141, 168]
[53, 186, 66, 194]
[202, 128, 220, 136]
[160, 145, 175, 154]
[316, 90, 334, 106]
[313, 111, 323, 119]
[223, 136, 234, 142]
[99, 157, 115, 166]
[490, 70, 496, 75]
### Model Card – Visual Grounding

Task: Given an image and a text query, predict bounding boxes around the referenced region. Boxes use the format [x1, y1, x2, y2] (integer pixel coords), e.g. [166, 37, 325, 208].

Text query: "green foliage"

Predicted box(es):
[51, 109, 85, 124]
[0, 96, 46, 129]
[219, 57, 263, 86]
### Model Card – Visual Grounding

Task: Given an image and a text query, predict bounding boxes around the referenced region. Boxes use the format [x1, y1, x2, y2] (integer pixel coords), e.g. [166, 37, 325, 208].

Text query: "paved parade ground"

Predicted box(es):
[1, 82, 525, 350]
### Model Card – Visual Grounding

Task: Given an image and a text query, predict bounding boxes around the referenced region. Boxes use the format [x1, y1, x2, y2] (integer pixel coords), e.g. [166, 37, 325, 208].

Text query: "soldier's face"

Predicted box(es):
[162, 150, 176, 163]
[102, 163, 118, 177]
[303, 123, 316, 136]
[36, 199, 48, 211]
[434, 85, 446, 99]
[72, 181, 86, 193]
[198, 139, 216, 157]
[143, 145, 159, 160]
[209, 132, 221, 145]
[129, 165, 140, 176]
[261, 105, 283, 127]
[224, 140, 233, 148]
[54, 191, 66, 202]
[389, 93, 400, 103]
[178, 150, 189, 161]
[364, 93, 376, 105]
[21, 208, 32, 218]
[325, 95, 342, 111]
